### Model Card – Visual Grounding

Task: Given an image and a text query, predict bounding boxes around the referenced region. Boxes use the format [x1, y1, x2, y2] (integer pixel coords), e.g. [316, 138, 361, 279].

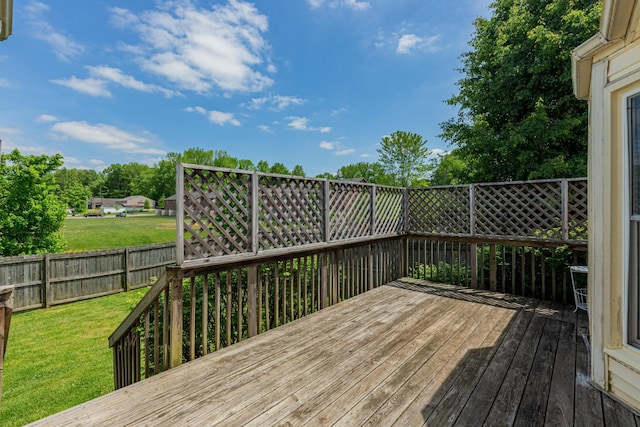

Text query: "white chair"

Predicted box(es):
[570, 265, 589, 313]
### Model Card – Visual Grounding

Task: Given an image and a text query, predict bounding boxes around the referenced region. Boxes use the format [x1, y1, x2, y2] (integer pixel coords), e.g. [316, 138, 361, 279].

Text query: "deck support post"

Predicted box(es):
[169, 273, 183, 369]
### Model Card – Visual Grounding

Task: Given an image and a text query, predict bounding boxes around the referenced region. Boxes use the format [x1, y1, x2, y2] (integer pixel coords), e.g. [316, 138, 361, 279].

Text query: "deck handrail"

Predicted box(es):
[109, 239, 403, 388]
[108, 271, 168, 348]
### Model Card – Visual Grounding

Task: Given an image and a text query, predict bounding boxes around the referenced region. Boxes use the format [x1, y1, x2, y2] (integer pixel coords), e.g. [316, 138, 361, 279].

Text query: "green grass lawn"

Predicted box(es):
[1, 288, 147, 426]
[60, 215, 176, 251]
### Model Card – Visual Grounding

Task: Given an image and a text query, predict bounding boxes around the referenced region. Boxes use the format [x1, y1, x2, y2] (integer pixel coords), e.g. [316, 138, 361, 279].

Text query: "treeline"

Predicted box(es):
[54, 148, 309, 213]
[55, 131, 434, 212]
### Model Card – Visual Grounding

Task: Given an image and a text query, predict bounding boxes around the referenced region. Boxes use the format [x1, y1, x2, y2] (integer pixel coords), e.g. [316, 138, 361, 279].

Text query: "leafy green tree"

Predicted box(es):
[269, 162, 290, 175]
[377, 131, 430, 187]
[257, 160, 270, 173]
[53, 168, 90, 212]
[440, 0, 600, 182]
[0, 149, 66, 256]
[64, 182, 90, 213]
[429, 151, 469, 186]
[212, 150, 238, 168]
[315, 172, 335, 179]
[291, 165, 305, 177]
[238, 159, 256, 171]
[335, 162, 395, 185]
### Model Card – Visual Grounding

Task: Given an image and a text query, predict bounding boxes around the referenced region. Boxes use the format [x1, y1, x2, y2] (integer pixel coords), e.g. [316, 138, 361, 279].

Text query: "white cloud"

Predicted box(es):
[0, 78, 11, 88]
[50, 121, 166, 155]
[258, 125, 272, 133]
[62, 156, 82, 166]
[51, 76, 112, 97]
[0, 127, 21, 135]
[330, 107, 347, 117]
[319, 141, 336, 150]
[53, 66, 180, 98]
[286, 116, 331, 133]
[185, 106, 241, 126]
[87, 66, 180, 98]
[360, 153, 371, 158]
[429, 148, 450, 159]
[89, 159, 105, 166]
[111, 0, 274, 94]
[36, 114, 59, 123]
[319, 139, 355, 156]
[336, 148, 355, 155]
[344, 0, 370, 10]
[396, 34, 440, 54]
[25, 1, 84, 60]
[247, 95, 306, 111]
[307, 0, 370, 10]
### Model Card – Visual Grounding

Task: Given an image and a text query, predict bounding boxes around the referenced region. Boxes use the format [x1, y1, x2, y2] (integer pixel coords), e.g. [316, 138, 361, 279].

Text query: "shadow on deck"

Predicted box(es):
[30, 278, 640, 426]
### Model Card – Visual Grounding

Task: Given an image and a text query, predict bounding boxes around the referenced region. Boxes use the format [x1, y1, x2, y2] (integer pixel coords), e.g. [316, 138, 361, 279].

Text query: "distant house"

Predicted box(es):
[572, 0, 640, 412]
[88, 198, 119, 210]
[117, 195, 156, 209]
[88, 195, 156, 211]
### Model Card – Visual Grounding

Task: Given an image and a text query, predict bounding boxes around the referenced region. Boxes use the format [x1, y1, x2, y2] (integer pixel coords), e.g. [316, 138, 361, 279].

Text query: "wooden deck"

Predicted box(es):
[30, 279, 640, 426]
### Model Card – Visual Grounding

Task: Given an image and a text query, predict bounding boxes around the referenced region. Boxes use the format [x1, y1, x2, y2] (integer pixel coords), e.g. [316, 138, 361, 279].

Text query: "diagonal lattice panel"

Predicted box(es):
[258, 176, 324, 250]
[182, 168, 251, 260]
[375, 187, 404, 235]
[568, 180, 588, 240]
[329, 182, 372, 241]
[408, 186, 470, 234]
[475, 182, 562, 239]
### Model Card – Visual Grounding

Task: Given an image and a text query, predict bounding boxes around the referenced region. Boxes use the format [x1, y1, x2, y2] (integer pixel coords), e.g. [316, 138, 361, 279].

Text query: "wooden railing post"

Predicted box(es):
[169, 274, 183, 369]
[43, 254, 51, 308]
[0, 285, 14, 406]
[248, 265, 258, 337]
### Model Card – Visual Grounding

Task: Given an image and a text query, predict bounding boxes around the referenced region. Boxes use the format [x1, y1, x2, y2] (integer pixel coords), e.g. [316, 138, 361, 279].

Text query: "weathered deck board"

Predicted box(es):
[28, 279, 640, 426]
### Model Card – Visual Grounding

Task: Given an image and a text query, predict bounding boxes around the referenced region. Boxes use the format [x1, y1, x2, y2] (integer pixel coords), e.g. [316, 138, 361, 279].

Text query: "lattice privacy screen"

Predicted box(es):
[177, 165, 406, 265]
[177, 165, 588, 265]
[407, 178, 588, 242]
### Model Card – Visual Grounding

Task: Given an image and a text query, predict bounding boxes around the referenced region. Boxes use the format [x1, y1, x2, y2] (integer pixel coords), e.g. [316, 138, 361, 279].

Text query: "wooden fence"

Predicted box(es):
[0, 243, 175, 312]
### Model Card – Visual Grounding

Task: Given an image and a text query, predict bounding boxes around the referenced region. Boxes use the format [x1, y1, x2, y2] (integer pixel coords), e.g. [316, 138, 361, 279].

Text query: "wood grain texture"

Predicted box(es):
[34, 280, 637, 426]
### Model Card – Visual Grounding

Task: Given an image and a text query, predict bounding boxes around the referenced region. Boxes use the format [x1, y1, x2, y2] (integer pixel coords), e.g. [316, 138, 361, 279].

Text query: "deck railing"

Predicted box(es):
[109, 168, 588, 389]
[109, 239, 402, 389]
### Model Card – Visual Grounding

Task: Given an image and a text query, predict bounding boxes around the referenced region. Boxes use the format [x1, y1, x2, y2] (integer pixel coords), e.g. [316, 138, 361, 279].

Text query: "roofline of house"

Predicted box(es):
[572, 0, 640, 100]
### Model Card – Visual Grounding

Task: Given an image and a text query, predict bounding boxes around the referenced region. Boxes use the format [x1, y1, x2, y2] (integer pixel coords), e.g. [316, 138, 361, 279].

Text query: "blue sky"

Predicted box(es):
[0, 0, 491, 176]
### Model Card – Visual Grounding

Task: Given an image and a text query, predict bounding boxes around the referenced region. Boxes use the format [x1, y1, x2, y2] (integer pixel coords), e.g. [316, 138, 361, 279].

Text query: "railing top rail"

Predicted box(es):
[108, 271, 168, 347]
